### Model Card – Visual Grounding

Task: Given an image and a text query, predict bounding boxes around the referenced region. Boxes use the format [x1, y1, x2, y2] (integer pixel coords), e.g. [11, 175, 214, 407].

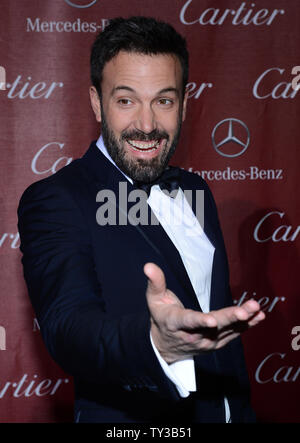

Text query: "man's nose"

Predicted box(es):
[134, 105, 156, 134]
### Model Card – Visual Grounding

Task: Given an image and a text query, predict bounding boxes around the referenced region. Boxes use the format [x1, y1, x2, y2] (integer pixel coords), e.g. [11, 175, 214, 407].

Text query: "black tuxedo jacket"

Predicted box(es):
[18, 141, 255, 423]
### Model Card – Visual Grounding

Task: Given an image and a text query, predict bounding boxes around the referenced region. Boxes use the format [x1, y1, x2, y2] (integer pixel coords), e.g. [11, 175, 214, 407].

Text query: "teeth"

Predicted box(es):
[130, 145, 158, 152]
[127, 140, 159, 150]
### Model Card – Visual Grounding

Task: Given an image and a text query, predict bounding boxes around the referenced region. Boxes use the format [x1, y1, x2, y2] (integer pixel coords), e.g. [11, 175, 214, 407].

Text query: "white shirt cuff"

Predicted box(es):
[150, 333, 196, 398]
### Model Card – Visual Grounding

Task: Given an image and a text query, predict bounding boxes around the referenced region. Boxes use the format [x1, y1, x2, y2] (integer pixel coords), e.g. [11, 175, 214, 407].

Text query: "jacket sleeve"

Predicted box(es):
[17, 177, 179, 400]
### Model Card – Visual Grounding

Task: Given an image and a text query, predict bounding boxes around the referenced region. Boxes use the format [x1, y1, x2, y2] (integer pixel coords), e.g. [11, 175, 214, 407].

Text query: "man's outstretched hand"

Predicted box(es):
[144, 262, 265, 364]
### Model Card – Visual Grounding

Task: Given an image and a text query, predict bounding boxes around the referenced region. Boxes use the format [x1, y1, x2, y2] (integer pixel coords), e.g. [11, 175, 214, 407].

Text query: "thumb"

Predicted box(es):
[144, 262, 167, 297]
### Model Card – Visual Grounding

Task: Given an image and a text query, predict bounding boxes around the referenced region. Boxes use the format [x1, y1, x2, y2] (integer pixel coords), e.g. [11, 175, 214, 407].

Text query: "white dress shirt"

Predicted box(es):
[96, 136, 230, 421]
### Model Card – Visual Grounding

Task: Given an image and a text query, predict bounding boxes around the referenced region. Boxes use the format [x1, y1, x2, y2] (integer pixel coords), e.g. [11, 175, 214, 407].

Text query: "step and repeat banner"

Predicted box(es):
[0, 0, 299, 423]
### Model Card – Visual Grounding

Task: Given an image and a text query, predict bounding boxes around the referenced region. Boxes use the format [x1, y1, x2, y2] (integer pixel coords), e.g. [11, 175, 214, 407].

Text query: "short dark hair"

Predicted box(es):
[90, 16, 189, 97]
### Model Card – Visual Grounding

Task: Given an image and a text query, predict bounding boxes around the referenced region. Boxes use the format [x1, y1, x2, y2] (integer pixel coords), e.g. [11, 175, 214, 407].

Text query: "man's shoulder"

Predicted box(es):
[18, 152, 92, 212]
[22, 158, 81, 195]
[21, 140, 101, 199]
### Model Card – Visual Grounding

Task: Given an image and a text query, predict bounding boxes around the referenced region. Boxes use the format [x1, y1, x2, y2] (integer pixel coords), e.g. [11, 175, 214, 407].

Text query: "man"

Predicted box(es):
[18, 17, 265, 423]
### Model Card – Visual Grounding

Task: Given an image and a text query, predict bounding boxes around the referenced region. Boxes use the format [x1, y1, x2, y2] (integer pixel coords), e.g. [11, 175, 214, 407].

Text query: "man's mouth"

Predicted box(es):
[126, 139, 161, 152]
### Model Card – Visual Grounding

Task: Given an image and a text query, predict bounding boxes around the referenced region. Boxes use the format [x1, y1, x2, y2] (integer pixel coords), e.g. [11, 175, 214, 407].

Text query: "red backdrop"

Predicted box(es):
[0, 0, 299, 423]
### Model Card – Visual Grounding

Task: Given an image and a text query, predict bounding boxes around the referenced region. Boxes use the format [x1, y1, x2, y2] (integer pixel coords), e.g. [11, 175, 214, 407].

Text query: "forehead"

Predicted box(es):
[101, 51, 183, 93]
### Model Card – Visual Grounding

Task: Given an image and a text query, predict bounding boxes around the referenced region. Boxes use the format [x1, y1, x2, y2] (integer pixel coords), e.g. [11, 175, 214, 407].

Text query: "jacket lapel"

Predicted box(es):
[180, 174, 226, 311]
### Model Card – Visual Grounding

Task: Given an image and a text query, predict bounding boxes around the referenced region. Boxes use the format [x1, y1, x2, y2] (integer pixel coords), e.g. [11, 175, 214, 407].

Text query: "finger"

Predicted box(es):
[210, 305, 246, 327]
[216, 331, 240, 349]
[180, 310, 218, 330]
[235, 300, 266, 323]
[210, 302, 265, 332]
[144, 262, 167, 296]
[247, 310, 266, 326]
[240, 299, 262, 315]
[230, 301, 262, 322]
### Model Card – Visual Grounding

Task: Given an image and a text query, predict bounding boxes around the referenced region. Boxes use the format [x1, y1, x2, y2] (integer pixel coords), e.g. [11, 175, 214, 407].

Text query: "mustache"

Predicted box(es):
[120, 129, 169, 142]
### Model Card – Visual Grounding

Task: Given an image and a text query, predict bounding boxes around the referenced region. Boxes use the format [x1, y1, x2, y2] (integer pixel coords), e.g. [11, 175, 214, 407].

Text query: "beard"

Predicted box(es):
[100, 107, 182, 183]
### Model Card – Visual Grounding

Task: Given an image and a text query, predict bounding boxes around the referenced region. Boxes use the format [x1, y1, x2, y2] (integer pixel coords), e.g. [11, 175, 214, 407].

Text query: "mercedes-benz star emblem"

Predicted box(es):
[64, 0, 98, 8]
[211, 118, 250, 158]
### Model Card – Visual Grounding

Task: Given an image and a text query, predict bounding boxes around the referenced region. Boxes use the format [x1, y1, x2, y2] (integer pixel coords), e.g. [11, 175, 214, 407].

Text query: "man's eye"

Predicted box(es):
[117, 98, 132, 105]
[158, 98, 173, 105]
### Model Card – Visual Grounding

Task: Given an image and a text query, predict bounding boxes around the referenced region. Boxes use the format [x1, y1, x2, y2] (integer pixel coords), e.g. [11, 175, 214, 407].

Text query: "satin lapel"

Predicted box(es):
[181, 183, 219, 250]
[138, 206, 201, 311]
[180, 177, 224, 312]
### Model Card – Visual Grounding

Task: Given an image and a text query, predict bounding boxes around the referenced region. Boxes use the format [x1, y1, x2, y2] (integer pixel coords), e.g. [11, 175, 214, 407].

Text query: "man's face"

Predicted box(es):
[90, 51, 187, 182]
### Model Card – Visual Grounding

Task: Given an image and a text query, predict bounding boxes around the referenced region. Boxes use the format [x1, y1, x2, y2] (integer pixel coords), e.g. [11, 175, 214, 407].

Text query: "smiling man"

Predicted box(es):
[89, 50, 186, 183]
[18, 17, 264, 423]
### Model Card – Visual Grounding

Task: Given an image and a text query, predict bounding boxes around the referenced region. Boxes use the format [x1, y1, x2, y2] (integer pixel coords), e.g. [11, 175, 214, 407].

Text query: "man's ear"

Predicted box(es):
[89, 86, 101, 122]
[181, 89, 188, 122]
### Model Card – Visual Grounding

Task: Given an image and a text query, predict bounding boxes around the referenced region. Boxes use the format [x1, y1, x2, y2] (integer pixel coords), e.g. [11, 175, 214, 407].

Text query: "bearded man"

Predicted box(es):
[18, 16, 264, 423]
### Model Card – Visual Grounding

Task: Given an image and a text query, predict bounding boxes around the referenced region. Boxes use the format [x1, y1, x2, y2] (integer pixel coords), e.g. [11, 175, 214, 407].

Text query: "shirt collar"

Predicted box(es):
[96, 135, 133, 184]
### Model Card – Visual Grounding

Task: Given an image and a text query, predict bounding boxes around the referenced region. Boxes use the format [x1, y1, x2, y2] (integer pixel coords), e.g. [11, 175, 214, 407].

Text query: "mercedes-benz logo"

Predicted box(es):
[211, 118, 250, 158]
[64, 0, 98, 8]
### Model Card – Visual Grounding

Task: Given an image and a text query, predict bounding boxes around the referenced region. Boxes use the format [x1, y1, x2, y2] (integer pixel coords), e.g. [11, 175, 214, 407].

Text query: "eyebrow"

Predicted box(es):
[111, 86, 180, 96]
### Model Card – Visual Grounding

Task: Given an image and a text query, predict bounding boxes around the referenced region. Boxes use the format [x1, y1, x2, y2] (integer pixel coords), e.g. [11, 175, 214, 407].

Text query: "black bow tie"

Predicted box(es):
[133, 166, 180, 197]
